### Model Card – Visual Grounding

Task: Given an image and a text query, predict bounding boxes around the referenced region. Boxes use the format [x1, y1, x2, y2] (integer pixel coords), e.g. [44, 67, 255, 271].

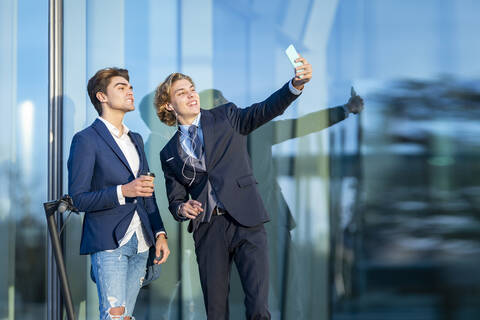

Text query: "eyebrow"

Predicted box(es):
[173, 85, 194, 94]
[114, 82, 133, 89]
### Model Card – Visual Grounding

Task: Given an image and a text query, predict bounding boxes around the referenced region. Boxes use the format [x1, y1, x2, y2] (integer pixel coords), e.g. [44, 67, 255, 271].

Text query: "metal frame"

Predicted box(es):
[44, 198, 76, 320]
[47, 0, 64, 318]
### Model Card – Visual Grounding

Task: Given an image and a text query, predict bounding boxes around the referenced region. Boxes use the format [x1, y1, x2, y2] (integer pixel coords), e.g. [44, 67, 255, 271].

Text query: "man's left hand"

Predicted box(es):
[291, 55, 313, 90]
[154, 234, 170, 264]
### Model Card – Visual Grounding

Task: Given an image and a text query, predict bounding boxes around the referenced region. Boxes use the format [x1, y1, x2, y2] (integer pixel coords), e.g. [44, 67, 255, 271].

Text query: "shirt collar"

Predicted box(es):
[98, 116, 130, 138]
[179, 113, 201, 135]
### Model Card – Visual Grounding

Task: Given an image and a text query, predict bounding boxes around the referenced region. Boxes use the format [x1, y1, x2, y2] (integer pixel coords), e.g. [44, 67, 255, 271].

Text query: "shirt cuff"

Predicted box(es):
[156, 231, 167, 239]
[117, 185, 126, 205]
[288, 80, 302, 95]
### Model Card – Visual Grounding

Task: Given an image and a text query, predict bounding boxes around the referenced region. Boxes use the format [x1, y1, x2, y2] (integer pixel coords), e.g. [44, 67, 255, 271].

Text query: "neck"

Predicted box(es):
[101, 108, 125, 133]
[178, 114, 198, 126]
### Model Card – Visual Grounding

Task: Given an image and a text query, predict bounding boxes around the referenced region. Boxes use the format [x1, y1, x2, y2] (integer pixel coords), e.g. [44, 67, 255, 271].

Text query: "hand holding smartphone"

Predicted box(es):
[285, 44, 304, 78]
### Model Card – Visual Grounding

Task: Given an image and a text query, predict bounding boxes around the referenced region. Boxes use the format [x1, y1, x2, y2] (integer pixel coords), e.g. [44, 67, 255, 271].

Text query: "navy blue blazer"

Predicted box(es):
[160, 82, 300, 232]
[68, 119, 166, 255]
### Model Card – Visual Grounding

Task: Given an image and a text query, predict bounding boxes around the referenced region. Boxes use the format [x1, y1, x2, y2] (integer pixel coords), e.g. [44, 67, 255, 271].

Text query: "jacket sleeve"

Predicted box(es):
[225, 81, 301, 135]
[67, 132, 119, 212]
[160, 152, 189, 222]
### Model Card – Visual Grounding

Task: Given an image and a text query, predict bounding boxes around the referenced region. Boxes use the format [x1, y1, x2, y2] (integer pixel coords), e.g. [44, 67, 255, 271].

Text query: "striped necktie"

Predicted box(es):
[188, 125, 203, 159]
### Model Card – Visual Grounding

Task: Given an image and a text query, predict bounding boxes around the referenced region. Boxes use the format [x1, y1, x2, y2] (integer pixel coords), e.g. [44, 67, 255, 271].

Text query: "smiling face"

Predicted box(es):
[97, 76, 135, 114]
[166, 78, 200, 125]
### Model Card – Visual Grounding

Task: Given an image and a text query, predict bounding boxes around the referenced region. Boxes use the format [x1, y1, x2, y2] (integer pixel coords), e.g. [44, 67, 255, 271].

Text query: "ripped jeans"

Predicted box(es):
[91, 233, 149, 320]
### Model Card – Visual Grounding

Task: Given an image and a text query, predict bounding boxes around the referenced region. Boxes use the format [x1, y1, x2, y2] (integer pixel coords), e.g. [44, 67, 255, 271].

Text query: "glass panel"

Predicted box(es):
[329, 1, 480, 319]
[61, 1, 354, 319]
[0, 0, 473, 319]
[0, 0, 48, 319]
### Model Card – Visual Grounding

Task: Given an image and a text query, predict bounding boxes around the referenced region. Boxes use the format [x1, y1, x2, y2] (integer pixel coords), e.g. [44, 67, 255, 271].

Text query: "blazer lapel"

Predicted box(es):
[200, 110, 213, 168]
[169, 131, 185, 169]
[92, 119, 134, 176]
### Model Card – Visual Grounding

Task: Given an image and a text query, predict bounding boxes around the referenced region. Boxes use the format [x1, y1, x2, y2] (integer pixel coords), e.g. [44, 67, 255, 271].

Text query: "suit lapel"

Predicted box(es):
[200, 110, 213, 168]
[92, 119, 134, 176]
[169, 131, 185, 169]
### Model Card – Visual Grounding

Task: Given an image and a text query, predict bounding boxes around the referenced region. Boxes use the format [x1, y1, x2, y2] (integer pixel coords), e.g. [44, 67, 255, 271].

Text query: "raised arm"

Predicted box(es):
[226, 56, 313, 135]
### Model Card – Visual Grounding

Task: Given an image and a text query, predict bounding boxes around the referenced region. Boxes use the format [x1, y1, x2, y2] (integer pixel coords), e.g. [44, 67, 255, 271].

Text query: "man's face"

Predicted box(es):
[168, 79, 200, 121]
[101, 76, 135, 113]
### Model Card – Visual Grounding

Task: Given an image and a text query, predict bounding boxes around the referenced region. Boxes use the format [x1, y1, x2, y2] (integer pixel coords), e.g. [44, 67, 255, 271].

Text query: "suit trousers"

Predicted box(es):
[193, 213, 270, 320]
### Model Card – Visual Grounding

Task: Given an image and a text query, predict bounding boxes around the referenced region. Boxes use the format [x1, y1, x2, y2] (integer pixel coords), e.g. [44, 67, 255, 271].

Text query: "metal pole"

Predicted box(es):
[45, 206, 76, 320]
[48, 0, 64, 319]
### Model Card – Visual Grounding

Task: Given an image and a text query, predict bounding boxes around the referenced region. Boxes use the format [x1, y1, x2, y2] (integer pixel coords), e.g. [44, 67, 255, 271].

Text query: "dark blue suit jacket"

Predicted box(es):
[160, 82, 299, 232]
[68, 119, 166, 255]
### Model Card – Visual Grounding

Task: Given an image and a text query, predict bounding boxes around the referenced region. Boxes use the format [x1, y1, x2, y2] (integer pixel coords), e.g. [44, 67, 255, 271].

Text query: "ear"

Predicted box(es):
[96, 91, 107, 103]
[165, 103, 174, 112]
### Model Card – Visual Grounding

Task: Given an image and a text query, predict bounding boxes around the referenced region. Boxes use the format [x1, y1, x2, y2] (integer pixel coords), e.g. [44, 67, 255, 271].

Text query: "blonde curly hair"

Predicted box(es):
[154, 73, 194, 126]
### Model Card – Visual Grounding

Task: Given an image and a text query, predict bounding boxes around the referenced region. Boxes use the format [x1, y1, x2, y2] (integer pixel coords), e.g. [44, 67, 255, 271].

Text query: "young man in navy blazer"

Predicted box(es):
[154, 56, 314, 319]
[68, 67, 170, 320]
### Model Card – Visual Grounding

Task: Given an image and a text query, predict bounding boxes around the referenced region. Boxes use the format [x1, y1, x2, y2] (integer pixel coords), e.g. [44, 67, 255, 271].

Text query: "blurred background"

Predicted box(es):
[1, 0, 479, 319]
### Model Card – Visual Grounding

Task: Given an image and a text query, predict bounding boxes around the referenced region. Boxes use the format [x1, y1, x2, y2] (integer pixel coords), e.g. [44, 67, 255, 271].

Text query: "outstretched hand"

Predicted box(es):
[291, 55, 312, 90]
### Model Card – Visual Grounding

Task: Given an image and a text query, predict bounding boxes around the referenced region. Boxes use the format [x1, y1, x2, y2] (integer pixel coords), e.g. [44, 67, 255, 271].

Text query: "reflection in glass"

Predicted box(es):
[0, 0, 48, 319]
[329, 2, 480, 318]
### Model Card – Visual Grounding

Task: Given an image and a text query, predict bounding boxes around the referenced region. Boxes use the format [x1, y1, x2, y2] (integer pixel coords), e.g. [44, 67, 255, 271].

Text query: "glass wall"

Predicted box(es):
[2, 0, 479, 319]
[328, 1, 480, 319]
[0, 0, 48, 319]
[62, 0, 344, 319]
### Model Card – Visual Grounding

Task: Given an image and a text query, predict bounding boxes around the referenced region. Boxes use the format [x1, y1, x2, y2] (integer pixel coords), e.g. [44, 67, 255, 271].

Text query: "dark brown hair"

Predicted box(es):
[87, 67, 129, 115]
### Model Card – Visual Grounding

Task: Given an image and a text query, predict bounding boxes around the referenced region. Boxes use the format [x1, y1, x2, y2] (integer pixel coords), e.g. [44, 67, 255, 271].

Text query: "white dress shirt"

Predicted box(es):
[98, 117, 155, 253]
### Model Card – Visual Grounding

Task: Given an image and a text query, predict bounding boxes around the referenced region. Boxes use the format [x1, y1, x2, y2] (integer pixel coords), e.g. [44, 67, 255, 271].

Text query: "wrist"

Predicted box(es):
[177, 203, 185, 217]
[291, 79, 304, 91]
[156, 233, 167, 240]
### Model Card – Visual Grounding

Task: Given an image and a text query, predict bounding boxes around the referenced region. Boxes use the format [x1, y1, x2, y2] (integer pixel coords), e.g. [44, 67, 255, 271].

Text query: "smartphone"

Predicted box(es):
[285, 44, 303, 78]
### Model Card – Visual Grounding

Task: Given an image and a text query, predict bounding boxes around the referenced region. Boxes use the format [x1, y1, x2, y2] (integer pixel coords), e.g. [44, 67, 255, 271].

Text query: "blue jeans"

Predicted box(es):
[91, 234, 149, 320]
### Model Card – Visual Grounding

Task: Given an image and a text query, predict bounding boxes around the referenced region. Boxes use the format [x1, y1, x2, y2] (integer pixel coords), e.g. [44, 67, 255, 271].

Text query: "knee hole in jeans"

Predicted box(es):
[108, 306, 125, 319]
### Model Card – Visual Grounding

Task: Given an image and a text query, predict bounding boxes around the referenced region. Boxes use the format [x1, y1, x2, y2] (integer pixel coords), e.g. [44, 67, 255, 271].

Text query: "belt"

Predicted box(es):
[212, 206, 227, 216]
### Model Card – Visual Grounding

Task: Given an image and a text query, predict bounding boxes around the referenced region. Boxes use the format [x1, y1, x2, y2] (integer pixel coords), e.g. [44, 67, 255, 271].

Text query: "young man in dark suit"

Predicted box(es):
[68, 67, 170, 320]
[154, 54, 314, 319]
